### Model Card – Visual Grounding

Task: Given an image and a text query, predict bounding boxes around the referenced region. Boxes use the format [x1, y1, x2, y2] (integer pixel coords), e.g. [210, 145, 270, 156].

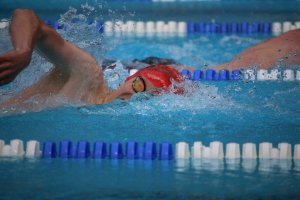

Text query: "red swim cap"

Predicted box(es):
[125, 65, 183, 92]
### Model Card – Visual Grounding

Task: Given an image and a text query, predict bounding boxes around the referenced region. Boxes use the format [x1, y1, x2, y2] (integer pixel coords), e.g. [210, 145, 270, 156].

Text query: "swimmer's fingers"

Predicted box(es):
[0, 62, 17, 86]
[0, 77, 14, 86]
[0, 68, 13, 79]
[0, 70, 15, 86]
[0, 62, 11, 71]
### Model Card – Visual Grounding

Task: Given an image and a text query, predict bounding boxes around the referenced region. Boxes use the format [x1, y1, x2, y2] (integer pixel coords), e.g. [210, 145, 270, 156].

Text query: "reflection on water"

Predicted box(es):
[192, 159, 225, 172]
[1, 158, 300, 199]
[259, 159, 293, 173]
[242, 159, 257, 173]
[226, 159, 241, 171]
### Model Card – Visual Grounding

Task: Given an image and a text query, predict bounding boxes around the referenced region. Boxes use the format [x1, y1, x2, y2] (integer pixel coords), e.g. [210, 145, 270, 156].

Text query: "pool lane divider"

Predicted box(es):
[1, 139, 300, 161]
[176, 69, 300, 81]
[1, 18, 300, 36]
[4, 19, 295, 36]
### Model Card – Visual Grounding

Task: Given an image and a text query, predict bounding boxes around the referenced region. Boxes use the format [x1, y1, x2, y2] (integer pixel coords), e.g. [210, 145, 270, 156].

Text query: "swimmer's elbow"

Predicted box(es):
[13, 9, 35, 18]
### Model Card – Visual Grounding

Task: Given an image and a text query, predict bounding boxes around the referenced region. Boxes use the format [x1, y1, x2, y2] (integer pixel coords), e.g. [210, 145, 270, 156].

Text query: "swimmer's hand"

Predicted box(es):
[0, 49, 32, 86]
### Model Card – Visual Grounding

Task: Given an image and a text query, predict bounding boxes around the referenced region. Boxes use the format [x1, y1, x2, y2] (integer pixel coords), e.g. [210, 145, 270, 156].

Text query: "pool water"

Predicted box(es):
[1, 3, 300, 199]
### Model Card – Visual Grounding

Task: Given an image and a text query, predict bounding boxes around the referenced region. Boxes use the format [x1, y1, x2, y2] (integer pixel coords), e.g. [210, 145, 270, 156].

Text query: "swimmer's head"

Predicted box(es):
[125, 64, 183, 94]
[111, 65, 183, 101]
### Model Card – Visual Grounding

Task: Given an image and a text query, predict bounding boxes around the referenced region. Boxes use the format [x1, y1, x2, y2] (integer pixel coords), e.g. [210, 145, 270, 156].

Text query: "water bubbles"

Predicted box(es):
[81, 3, 95, 12]
[234, 87, 242, 92]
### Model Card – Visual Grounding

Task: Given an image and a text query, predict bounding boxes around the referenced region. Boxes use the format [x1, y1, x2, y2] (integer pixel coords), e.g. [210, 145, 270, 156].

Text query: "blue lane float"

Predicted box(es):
[109, 142, 123, 159]
[205, 69, 216, 81]
[42, 141, 57, 158]
[192, 70, 204, 81]
[180, 69, 300, 81]
[182, 69, 244, 81]
[137, 145, 144, 159]
[159, 143, 173, 160]
[231, 69, 242, 80]
[231, 22, 238, 33]
[220, 22, 228, 33]
[71, 144, 77, 158]
[93, 141, 107, 159]
[197, 22, 205, 33]
[59, 140, 72, 158]
[218, 69, 230, 81]
[210, 22, 217, 33]
[187, 21, 196, 34]
[96, 21, 104, 33]
[126, 141, 139, 159]
[181, 69, 191, 79]
[85, 19, 93, 25]
[144, 142, 157, 160]
[77, 141, 90, 158]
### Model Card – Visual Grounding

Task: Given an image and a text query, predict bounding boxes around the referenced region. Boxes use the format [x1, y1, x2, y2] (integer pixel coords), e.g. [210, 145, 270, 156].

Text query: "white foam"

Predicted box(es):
[0, 21, 9, 29]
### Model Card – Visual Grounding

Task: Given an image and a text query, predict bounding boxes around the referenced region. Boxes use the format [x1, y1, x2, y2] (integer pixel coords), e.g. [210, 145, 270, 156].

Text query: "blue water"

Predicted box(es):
[1, 3, 300, 199]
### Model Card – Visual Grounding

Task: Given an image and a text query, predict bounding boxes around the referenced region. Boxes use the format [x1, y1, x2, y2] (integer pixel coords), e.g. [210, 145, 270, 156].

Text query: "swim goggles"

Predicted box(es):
[132, 76, 146, 93]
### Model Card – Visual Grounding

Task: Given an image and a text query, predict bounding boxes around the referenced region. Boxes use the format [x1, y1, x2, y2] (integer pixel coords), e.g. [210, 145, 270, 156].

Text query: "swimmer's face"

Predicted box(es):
[132, 76, 146, 93]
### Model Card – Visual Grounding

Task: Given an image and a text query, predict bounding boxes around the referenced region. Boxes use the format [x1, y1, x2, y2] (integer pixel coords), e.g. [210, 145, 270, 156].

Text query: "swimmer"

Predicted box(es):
[1, 9, 300, 110]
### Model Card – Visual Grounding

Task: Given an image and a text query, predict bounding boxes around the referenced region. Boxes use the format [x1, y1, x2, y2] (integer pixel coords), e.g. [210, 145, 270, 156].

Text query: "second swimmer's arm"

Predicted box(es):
[0, 9, 41, 85]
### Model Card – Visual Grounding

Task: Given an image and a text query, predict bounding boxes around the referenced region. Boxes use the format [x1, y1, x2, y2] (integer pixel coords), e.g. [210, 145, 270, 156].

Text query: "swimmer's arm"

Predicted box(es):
[10, 9, 99, 76]
[0, 9, 40, 85]
[214, 30, 300, 70]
